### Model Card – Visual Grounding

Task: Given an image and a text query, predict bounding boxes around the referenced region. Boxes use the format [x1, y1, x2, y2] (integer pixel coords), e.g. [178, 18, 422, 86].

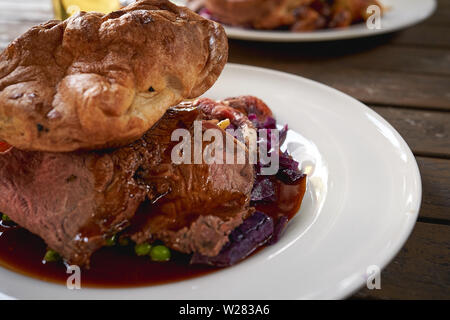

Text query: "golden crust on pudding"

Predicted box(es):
[0, 0, 228, 152]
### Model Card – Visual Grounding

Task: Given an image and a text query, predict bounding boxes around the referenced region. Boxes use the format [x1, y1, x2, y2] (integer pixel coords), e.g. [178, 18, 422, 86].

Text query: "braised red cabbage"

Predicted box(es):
[190, 212, 274, 267]
[249, 114, 304, 201]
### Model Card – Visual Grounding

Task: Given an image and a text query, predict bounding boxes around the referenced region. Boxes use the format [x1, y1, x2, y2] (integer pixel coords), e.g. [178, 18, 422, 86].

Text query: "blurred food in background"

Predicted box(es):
[188, 0, 383, 32]
[52, 0, 136, 19]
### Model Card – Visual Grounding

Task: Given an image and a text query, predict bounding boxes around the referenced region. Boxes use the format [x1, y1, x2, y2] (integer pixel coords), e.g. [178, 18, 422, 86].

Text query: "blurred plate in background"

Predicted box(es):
[175, 0, 436, 42]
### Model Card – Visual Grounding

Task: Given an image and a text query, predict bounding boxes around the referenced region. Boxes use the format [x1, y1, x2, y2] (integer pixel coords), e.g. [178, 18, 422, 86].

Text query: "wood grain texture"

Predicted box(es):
[389, 24, 450, 48]
[369, 0, 450, 48]
[416, 157, 450, 222]
[0, 21, 40, 49]
[370, 107, 450, 221]
[0, 0, 51, 49]
[228, 40, 450, 110]
[0, 1, 51, 23]
[372, 107, 450, 158]
[230, 41, 450, 76]
[428, 1, 450, 27]
[354, 222, 450, 300]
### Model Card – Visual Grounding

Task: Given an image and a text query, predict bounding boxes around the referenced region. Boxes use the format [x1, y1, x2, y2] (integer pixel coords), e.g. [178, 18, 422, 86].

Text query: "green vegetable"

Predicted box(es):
[43, 249, 61, 262]
[105, 234, 117, 246]
[1, 214, 11, 222]
[150, 245, 171, 262]
[135, 242, 152, 256]
[118, 237, 130, 246]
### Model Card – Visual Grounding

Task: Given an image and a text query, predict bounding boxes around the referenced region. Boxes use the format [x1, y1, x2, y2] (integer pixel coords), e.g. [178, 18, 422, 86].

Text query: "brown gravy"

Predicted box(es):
[0, 177, 306, 288]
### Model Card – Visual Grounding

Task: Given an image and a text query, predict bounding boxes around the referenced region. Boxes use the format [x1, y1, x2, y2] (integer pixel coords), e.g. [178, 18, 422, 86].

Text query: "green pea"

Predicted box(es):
[150, 245, 171, 262]
[134, 242, 151, 256]
[105, 234, 117, 246]
[118, 237, 130, 246]
[1, 214, 11, 222]
[43, 249, 61, 262]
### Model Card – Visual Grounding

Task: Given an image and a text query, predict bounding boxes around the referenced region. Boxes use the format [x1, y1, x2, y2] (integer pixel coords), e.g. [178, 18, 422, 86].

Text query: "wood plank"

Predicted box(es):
[0, 0, 51, 24]
[0, 21, 40, 49]
[229, 62, 450, 110]
[0, 0, 49, 3]
[228, 40, 450, 110]
[229, 38, 450, 76]
[438, 0, 450, 9]
[0, 14, 51, 24]
[369, 109, 450, 221]
[320, 45, 450, 77]
[298, 68, 450, 110]
[389, 24, 450, 48]
[427, 2, 450, 27]
[371, 107, 450, 157]
[353, 222, 450, 300]
[0, 1, 51, 11]
[416, 157, 450, 222]
[0, 6, 51, 23]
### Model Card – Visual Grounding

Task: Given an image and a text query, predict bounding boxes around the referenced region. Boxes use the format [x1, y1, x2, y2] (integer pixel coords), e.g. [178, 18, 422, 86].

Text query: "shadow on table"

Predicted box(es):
[228, 33, 397, 63]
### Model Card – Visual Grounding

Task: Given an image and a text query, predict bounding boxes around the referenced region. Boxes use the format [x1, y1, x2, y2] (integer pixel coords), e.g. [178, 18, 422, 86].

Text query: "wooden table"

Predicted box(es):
[0, 0, 448, 299]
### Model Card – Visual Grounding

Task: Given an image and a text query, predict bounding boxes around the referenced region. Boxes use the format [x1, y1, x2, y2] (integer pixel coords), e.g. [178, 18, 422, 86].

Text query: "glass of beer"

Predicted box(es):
[52, 0, 133, 20]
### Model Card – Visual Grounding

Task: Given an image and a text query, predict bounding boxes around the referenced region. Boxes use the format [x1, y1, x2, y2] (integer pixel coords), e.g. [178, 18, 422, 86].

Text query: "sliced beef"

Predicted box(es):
[222, 95, 274, 122]
[126, 108, 255, 257]
[0, 102, 255, 265]
[0, 141, 148, 266]
[194, 95, 273, 129]
[195, 97, 252, 127]
[193, 96, 273, 159]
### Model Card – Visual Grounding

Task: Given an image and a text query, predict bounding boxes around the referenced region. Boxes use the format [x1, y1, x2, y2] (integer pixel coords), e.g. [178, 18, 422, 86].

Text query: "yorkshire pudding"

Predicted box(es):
[0, 0, 228, 152]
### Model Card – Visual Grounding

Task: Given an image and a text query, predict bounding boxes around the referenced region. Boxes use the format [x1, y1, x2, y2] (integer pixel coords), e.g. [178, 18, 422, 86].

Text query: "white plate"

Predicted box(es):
[0, 64, 421, 299]
[175, 0, 436, 42]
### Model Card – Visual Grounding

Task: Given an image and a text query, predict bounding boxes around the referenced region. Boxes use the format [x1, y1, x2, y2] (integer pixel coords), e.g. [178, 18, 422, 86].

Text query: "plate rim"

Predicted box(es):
[223, 64, 422, 300]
